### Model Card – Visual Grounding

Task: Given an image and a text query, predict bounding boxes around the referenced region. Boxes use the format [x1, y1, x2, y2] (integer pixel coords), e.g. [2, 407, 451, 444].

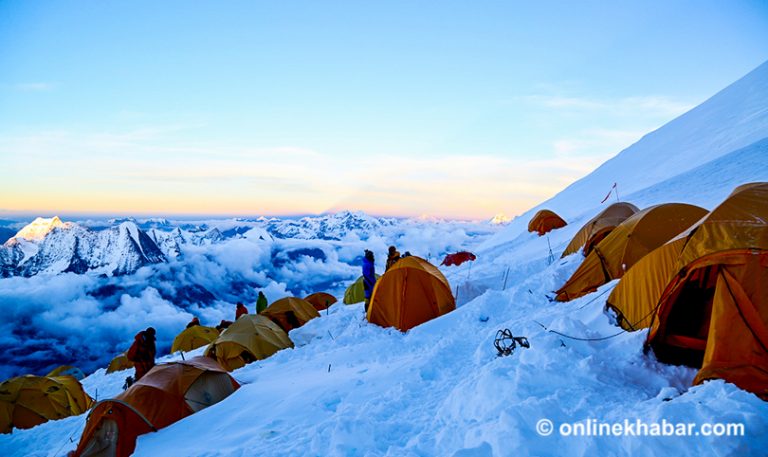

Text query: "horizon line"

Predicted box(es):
[0, 209, 497, 223]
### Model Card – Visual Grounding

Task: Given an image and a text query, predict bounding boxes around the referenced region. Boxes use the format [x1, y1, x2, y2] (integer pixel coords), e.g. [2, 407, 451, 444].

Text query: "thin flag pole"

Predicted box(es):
[547, 235, 554, 265]
[467, 261, 472, 280]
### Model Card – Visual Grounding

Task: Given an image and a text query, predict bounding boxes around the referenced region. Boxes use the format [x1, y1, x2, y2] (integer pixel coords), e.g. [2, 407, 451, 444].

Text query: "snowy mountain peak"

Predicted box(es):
[12, 216, 70, 241]
[490, 213, 512, 225]
[0, 218, 166, 277]
[119, 221, 142, 248]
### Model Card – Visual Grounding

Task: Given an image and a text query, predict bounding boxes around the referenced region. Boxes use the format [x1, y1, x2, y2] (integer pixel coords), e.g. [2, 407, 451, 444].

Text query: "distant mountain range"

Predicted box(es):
[0, 217, 165, 277]
[0, 211, 410, 277]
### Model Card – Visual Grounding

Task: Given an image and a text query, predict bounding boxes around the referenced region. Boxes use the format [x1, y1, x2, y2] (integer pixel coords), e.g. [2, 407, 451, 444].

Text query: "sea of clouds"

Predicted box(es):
[0, 218, 498, 379]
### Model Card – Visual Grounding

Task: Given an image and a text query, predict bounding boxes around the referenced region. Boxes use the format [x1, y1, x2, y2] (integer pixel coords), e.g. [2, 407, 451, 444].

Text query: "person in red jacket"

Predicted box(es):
[186, 316, 200, 328]
[235, 302, 248, 320]
[126, 327, 156, 381]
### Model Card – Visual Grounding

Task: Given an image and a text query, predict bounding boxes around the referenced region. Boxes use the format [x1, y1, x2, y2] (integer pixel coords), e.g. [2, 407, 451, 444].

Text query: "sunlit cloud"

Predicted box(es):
[13, 82, 56, 92]
[0, 124, 593, 219]
[552, 128, 648, 158]
[517, 94, 694, 118]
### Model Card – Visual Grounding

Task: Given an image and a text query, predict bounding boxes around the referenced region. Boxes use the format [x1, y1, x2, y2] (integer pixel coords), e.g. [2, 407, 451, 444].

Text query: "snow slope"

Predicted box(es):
[4, 227, 766, 456]
[484, 59, 768, 248]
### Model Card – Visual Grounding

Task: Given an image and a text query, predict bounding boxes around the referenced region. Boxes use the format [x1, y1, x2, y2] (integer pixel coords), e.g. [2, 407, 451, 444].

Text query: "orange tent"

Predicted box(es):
[304, 292, 337, 311]
[561, 202, 639, 257]
[367, 256, 455, 331]
[72, 357, 239, 457]
[261, 297, 320, 333]
[555, 203, 707, 302]
[646, 182, 768, 399]
[528, 209, 567, 236]
[1, 375, 93, 434]
[205, 314, 293, 371]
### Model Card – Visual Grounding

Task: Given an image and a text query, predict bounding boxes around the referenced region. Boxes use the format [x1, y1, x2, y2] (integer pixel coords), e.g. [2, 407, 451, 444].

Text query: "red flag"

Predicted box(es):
[600, 183, 617, 203]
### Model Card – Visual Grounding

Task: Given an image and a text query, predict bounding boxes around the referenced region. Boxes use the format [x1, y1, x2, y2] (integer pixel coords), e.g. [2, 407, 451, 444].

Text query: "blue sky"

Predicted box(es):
[1, 1, 767, 219]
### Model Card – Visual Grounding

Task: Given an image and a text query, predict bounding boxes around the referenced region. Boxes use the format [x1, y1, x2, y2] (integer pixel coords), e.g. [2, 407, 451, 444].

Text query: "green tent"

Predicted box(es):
[343, 274, 381, 304]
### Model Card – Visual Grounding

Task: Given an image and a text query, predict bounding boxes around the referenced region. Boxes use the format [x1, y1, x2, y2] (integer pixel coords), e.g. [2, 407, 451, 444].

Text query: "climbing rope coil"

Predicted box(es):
[494, 329, 530, 356]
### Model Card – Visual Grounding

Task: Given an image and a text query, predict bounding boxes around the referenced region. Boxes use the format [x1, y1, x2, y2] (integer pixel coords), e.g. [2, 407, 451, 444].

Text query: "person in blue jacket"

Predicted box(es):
[362, 249, 377, 313]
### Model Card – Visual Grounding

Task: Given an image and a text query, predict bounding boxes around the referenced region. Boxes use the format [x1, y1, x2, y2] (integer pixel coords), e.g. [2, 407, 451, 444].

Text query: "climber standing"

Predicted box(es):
[126, 327, 156, 382]
[256, 291, 268, 314]
[362, 249, 377, 313]
[386, 245, 401, 271]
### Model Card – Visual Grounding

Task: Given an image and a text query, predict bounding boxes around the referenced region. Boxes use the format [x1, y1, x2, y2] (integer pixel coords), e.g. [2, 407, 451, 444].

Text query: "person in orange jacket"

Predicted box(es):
[235, 302, 248, 320]
[126, 327, 156, 381]
[386, 245, 401, 271]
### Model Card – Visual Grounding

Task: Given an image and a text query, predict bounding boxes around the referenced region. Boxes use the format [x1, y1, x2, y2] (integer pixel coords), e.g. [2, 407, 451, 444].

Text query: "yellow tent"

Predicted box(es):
[606, 237, 687, 330]
[646, 182, 768, 398]
[367, 256, 455, 331]
[261, 297, 320, 333]
[343, 274, 380, 304]
[106, 353, 134, 374]
[46, 365, 86, 381]
[555, 203, 707, 302]
[205, 315, 293, 371]
[171, 326, 220, 353]
[0, 375, 93, 434]
[561, 202, 639, 257]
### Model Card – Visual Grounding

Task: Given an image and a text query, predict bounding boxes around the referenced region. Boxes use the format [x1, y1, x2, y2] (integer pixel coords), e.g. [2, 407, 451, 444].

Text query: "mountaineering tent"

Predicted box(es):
[561, 202, 639, 257]
[555, 203, 707, 302]
[304, 292, 337, 311]
[72, 357, 239, 457]
[205, 314, 294, 371]
[46, 365, 86, 380]
[261, 297, 321, 333]
[343, 274, 381, 304]
[170, 326, 219, 353]
[645, 182, 768, 398]
[440, 251, 477, 267]
[106, 353, 134, 374]
[367, 256, 456, 331]
[606, 237, 688, 331]
[0, 375, 93, 434]
[527, 209, 567, 236]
